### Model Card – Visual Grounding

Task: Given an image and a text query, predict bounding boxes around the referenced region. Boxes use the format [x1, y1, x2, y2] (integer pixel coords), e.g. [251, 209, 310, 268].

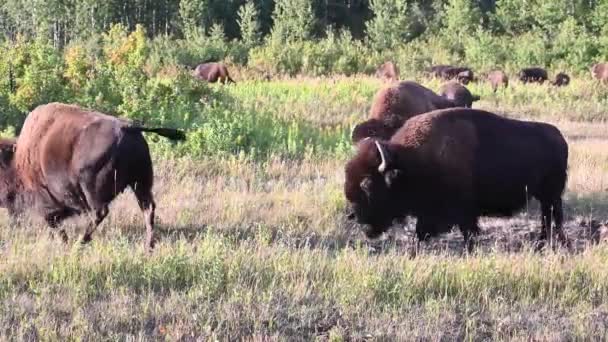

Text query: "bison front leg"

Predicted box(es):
[81, 206, 109, 244]
[45, 211, 70, 244]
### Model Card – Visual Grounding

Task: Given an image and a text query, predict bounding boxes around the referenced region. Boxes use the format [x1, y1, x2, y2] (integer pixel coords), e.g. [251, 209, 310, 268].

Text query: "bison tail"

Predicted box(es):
[123, 126, 186, 141]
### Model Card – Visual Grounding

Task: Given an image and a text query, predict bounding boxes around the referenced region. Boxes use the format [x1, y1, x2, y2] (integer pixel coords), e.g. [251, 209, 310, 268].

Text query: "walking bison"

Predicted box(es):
[551, 72, 570, 87]
[487, 70, 509, 92]
[351, 81, 456, 142]
[591, 63, 608, 83]
[0, 103, 186, 250]
[439, 81, 480, 108]
[344, 108, 570, 252]
[519, 67, 548, 84]
[192, 62, 235, 84]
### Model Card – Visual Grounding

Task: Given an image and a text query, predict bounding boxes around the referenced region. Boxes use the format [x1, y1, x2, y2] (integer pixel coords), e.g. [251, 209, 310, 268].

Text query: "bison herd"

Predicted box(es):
[1, 61, 608, 253]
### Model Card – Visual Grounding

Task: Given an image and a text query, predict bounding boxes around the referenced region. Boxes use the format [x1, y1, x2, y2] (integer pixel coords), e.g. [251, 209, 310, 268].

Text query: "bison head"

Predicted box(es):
[344, 139, 404, 238]
[457, 70, 473, 84]
[0, 139, 17, 210]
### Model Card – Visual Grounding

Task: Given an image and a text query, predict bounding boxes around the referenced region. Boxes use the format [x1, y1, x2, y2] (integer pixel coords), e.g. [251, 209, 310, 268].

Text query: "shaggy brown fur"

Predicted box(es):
[351, 81, 456, 142]
[344, 108, 570, 251]
[375, 61, 399, 82]
[487, 70, 509, 92]
[192, 62, 235, 84]
[551, 72, 570, 87]
[439, 81, 480, 108]
[519, 67, 548, 84]
[0, 103, 186, 249]
[591, 63, 608, 83]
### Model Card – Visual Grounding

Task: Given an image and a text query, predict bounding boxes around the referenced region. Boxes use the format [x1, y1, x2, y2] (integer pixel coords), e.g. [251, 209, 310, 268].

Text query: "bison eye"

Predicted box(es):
[360, 177, 373, 196]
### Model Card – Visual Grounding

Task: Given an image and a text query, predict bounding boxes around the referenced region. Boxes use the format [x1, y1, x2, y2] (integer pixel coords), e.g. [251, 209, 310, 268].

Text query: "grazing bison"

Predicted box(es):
[436, 66, 475, 84]
[192, 62, 235, 84]
[439, 81, 480, 108]
[375, 61, 399, 82]
[344, 108, 570, 252]
[551, 72, 570, 87]
[591, 63, 608, 83]
[351, 81, 456, 142]
[487, 70, 509, 92]
[427, 65, 453, 78]
[519, 67, 548, 84]
[0, 103, 186, 250]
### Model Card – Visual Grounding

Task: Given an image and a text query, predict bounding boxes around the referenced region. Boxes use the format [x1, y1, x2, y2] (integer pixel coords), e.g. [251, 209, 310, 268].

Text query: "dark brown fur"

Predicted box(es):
[344, 108, 569, 251]
[192, 62, 235, 84]
[351, 81, 456, 142]
[487, 70, 509, 92]
[591, 63, 608, 83]
[0, 103, 186, 249]
[551, 72, 570, 87]
[439, 81, 480, 108]
[375, 61, 399, 82]
[519, 67, 548, 84]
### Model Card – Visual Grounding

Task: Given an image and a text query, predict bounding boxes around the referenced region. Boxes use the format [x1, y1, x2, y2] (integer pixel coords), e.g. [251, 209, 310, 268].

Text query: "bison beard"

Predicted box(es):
[0, 103, 186, 250]
[344, 108, 570, 252]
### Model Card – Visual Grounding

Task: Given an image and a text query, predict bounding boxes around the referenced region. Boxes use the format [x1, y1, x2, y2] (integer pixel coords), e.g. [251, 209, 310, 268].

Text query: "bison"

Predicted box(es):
[344, 108, 570, 252]
[591, 63, 608, 84]
[487, 70, 509, 92]
[432, 66, 475, 84]
[192, 62, 235, 84]
[519, 67, 548, 84]
[551, 72, 570, 87]
[0, 103, 186, 250]
[427, 65, 453, 78]
[351, 81, 456, 143]
[439, 81, 480, 108]
[375, 61, 399, 82]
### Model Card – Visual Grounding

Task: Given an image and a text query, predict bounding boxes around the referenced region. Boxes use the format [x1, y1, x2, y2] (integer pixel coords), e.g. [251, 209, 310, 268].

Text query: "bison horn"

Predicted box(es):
[375, 140, 388, 173]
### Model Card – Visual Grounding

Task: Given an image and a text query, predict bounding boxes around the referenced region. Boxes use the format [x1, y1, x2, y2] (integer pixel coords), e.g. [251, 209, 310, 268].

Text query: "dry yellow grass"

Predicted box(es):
[2, 76, 608, 340]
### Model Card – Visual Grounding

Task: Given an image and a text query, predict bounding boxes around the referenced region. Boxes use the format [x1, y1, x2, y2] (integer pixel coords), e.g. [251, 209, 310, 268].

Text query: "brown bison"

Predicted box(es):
[0, 103, 186, 250]
[192, 62, 235, 84]
[351, 81, 456, 142]
[427, 65, 453, 78]
[591, 63, 608, 83]
[487, 70, 509, 92]
[551, 72, 570, 87]
[434, 66, 475, 84]
[344, 108, 570, 252]
[439, 81, 480, 108]
[375, 61, 399, 82]
[519, 67, 548, 84]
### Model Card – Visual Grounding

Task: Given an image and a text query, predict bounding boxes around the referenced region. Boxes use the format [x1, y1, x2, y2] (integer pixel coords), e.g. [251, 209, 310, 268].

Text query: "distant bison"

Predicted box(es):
[0, 103, 186, 250]
[351, 81, 456, 142]
[344, 108, 570, 251]
[192, 62, 235, 84]
[591, 63, 608, 83]
[551, 72, 570, 87]
[519, 67, 548, 84]
[487, 70, 509, 92]
[427, 65, 453, 78]
[375, 61, 399, 82]
[439, 81, 480, 108]
[435, 66, 475, 84]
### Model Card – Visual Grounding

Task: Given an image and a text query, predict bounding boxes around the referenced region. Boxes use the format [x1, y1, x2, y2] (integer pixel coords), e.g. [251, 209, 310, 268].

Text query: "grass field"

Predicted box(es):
[2, 75, 608, 340]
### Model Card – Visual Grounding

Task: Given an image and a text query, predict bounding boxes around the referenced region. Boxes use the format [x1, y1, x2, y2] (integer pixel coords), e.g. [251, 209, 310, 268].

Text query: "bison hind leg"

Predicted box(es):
[131, 184, 156, 251]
